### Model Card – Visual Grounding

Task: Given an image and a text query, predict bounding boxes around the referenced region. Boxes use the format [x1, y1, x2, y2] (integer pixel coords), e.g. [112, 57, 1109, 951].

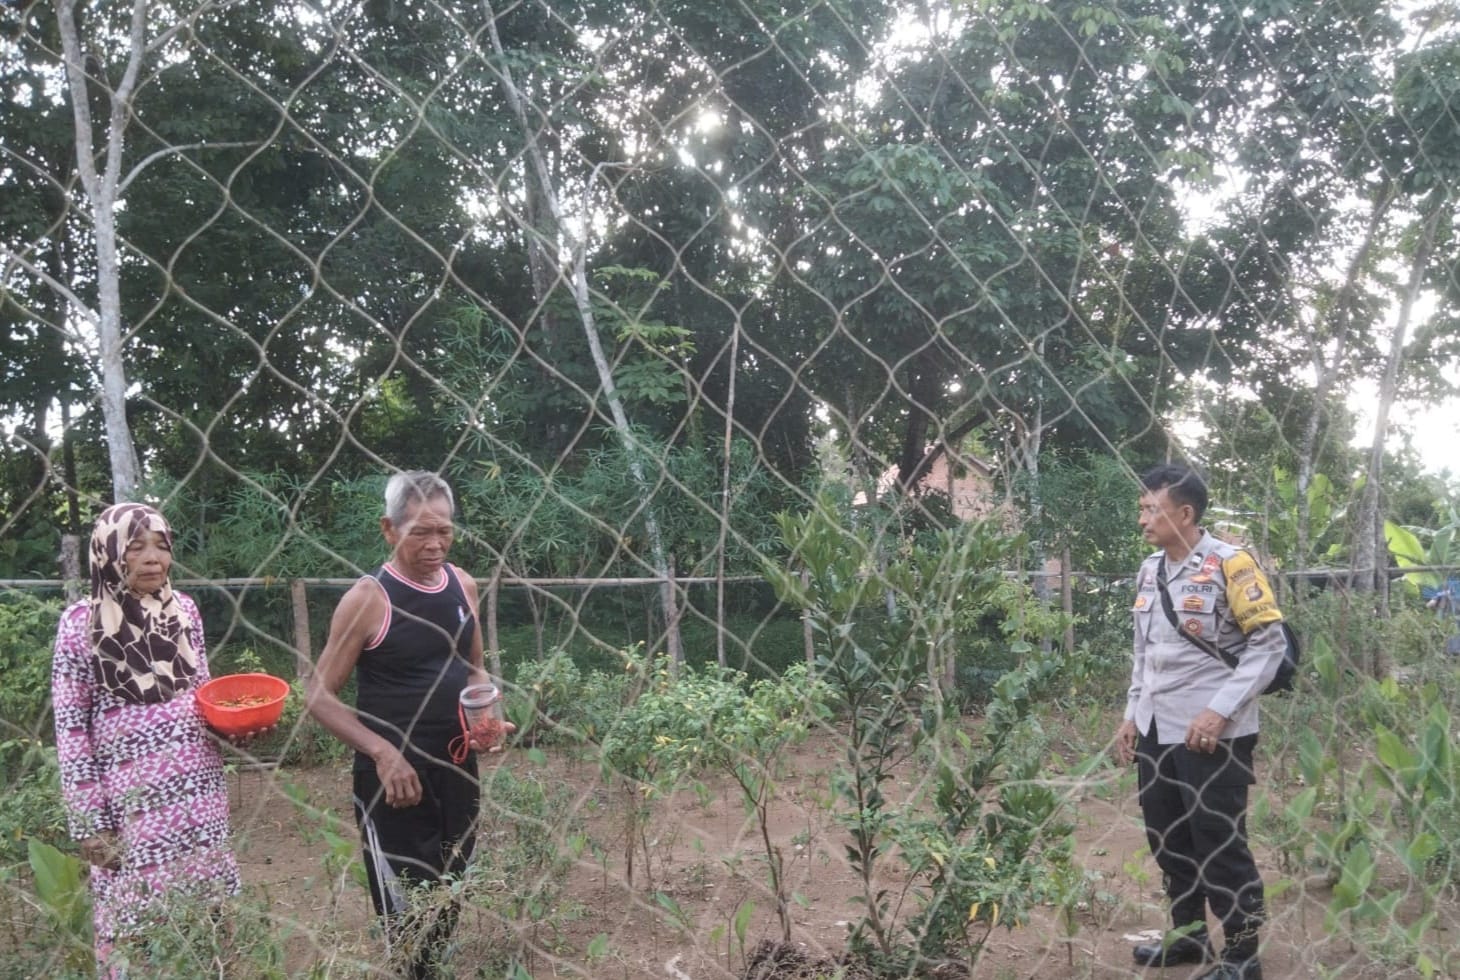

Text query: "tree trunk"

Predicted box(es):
[1353, 202, 1441, 678]
[715, 321, 740, 668]
[526, 588, 544, 660]
[1296, 185, 1394, 565]
[484, 5, 680, 670]
[54, 0, 145, 501]
[1020, 338, 1050, 653]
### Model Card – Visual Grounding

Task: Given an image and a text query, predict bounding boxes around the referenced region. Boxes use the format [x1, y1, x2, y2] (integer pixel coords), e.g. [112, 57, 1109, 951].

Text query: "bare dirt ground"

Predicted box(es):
[225, 730, 1439, 980]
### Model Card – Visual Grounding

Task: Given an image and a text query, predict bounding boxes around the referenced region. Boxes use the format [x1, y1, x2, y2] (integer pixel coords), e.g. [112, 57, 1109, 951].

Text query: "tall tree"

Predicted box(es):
[50, 0, 153, 499]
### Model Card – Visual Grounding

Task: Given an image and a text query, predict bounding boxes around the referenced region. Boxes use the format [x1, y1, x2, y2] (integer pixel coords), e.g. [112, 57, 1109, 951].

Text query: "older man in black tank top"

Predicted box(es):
[307, 471, 509, 979]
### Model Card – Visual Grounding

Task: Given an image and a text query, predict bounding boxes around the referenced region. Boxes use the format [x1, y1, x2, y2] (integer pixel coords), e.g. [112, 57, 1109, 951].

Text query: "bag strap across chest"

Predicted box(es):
[1156, 556, 1239, 670]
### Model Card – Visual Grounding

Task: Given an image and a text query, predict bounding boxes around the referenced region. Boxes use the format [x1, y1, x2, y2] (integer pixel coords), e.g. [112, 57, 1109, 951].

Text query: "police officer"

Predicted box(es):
[1114, 464, 1287, 980]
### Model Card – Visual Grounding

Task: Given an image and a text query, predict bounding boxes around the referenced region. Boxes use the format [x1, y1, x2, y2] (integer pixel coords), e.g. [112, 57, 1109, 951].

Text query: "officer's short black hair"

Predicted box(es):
[1140, 464, 1208, 523]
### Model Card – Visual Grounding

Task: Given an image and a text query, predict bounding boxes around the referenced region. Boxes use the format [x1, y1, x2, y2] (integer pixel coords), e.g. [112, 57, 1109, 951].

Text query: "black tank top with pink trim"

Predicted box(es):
[352, 562, 476, 771]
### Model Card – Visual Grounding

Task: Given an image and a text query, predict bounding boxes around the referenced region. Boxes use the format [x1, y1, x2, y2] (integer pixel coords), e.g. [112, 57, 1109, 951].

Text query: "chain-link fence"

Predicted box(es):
[4, 0, 1460, 977]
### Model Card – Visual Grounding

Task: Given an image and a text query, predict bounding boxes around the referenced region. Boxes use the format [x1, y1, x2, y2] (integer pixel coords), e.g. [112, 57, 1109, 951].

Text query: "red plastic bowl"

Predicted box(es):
[197, 672, 289, 736]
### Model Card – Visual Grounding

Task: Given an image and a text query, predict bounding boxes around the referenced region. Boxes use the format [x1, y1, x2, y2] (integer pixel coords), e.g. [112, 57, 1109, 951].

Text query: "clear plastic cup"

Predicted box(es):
[459, 682, 502, 729]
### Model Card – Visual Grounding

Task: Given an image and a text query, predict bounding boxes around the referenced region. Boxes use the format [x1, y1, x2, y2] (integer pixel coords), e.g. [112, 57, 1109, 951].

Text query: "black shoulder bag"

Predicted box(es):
[1156, 557, 1298, 695]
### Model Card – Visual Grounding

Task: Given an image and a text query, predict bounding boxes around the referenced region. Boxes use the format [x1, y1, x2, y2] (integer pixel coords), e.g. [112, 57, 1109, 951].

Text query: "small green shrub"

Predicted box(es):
[452, 763, 586, 975]
[0, 740, 67, 864]
[765, 496, 1076, 975]
[26, 838, 91, 973]
[115, 890, 288, 979]
[599, 655, 831, 936]
[269, 680, 349, 767]
[513, 648, 628, 747]
[0, 593, 63, 747]
[495, 608, 810, 685]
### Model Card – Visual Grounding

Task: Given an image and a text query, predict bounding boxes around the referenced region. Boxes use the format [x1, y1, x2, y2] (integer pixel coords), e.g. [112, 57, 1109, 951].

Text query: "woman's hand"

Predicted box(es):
[224, 723, 277, 746]
[79, 832, 122, 870]
[205, 722, 278, 748]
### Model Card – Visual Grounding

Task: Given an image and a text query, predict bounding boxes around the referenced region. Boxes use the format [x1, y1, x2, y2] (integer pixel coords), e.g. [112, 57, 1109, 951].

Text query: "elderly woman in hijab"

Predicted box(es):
[51, 503, 242, 974]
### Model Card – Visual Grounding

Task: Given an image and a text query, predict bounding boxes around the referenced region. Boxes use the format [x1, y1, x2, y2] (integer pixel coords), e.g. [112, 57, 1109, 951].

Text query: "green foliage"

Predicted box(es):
[599, 651, 822, 795]
[108, 892, 289, 979]
[0, 593, 62, 742]
[1385, 503, 1459, 595]
[454, 434, 788, 581]
[952, 575, 1070, 708]
[513, 648, 628, 747]
[764, 495, 1074, 973]
[0, 521, 61, 581]
[1268, 467, 1349, 565]
[0, 595, 68, 866]
[1253, 632, 1376, 884]
[1251, 617, 1460, 977]
[282, 777, 367, 895]
[454, 764, 586, 974]
[271, 680, 348, 767]
[1018, 452, 1143, 574]
[26, 839, 91, 972]
[1304, 675, 1460, 976]
[158, 472, 390, 579]
[0, 739, 67, 864]
[1364, 685, 1460, 886]
[594, 266, 697, 409]
[15, 857, 294, 979]
[766, 493, 1033, 703]
[495, 601, 808, 683]
[599, 650, 831, 918]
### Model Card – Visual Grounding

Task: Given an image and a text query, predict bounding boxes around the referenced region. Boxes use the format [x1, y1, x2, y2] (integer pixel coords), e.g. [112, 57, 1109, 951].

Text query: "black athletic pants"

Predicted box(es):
[353, 757, 480, 979]
[1137, 724, 1264, 957]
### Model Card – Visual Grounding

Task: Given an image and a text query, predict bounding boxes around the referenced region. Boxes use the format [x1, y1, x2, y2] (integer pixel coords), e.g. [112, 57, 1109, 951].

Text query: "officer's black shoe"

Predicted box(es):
[1194, 961, 1262, 980]
[1131, 932, 1213, 967]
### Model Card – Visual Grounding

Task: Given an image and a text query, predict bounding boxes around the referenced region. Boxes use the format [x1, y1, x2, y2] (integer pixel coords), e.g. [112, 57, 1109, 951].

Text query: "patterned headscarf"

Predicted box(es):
[88, 503, 197, 705]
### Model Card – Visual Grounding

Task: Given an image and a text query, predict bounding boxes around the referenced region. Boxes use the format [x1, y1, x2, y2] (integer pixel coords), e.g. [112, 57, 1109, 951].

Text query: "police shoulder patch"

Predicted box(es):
[1224, 551, 1282, 631]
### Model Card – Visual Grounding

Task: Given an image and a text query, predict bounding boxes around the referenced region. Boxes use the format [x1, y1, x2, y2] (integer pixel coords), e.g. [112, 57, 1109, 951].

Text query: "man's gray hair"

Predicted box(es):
[383, 470, 455, 527]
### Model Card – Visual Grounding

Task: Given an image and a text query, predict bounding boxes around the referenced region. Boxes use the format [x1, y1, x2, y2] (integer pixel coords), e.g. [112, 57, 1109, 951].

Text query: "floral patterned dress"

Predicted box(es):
[51, 593, 241, 963]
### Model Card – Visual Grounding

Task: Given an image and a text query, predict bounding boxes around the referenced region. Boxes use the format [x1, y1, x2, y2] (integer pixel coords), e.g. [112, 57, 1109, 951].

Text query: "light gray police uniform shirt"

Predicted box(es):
[1125, 530, 1289, 745]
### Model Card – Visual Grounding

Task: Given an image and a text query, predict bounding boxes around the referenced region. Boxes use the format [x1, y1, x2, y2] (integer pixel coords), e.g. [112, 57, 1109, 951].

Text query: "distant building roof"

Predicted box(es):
[853, 452, 1000, 521]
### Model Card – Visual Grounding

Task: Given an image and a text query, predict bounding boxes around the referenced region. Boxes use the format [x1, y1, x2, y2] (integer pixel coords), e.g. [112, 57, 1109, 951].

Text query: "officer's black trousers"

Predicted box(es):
[1137, 725, 1264, 955]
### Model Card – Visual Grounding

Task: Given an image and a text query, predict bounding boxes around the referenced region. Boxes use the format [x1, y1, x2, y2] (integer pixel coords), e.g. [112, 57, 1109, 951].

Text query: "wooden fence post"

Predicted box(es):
[801, 567, 815, 667]
[60, 534, 82, 603]
[1061, 546, 1075, 656]
[290, 578, 311, 677]
[486, 570, 502, 680]
[666, 555, 684, 671]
